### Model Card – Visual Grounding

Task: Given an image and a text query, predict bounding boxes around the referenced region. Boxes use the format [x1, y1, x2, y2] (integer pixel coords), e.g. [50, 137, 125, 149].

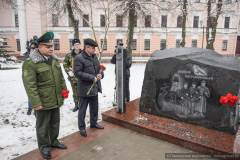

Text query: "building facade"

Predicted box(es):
[0, 0, 239, 58]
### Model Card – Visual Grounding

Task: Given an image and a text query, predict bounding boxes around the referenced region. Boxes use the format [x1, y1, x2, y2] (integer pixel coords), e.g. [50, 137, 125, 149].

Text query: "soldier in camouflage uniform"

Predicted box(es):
[63, 39, 82, 112]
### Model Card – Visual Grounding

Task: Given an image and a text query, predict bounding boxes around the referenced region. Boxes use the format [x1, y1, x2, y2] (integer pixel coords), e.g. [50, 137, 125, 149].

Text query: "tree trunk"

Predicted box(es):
[180, 0, 187, 47]
[126, 1, 135, 61]
[206, 0, 211, 49]
[66, 0, 79, 39]
[206, 0, 222, 50]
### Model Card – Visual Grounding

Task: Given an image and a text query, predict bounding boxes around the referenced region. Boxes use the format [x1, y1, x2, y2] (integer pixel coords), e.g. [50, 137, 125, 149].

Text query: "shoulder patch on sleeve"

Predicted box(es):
[26, 57, 31, 61]
[24, 70, 27, 76]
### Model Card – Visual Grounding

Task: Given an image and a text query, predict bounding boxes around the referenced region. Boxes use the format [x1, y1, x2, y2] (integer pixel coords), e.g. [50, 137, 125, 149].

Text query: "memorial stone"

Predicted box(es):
[140, 48, 240, 135]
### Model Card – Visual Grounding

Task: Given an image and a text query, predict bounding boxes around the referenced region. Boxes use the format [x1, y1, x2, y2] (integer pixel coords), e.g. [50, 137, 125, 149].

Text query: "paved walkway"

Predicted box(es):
[15, 121, 217, 160]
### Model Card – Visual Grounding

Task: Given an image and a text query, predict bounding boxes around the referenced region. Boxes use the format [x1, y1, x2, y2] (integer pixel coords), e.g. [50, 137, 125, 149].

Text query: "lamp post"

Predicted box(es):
[200, 20, 204, 49]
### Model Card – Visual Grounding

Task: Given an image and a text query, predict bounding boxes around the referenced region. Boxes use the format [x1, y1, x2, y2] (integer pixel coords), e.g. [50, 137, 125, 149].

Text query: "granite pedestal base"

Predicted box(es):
[102, 98, 240, 156]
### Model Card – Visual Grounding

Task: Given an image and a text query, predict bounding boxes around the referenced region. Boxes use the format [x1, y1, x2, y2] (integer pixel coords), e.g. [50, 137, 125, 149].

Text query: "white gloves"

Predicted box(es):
[68, 71, 74, 77]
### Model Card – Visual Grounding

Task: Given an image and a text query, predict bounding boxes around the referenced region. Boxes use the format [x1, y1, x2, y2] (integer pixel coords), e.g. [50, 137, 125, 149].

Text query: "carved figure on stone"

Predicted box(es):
[196, 81, 210, 115]
[177, 83, 189, 114]
[189, 82, 199, 115]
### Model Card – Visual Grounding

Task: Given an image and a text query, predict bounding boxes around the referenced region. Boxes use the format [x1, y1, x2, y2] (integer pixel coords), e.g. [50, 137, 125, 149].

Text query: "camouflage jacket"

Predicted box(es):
[63, 49, 82, 83]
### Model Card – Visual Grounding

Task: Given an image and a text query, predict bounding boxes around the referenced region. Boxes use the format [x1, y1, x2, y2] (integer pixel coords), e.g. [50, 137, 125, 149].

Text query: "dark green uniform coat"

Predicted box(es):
[22, 49, 67, 109]
[22, 48, 67, 153]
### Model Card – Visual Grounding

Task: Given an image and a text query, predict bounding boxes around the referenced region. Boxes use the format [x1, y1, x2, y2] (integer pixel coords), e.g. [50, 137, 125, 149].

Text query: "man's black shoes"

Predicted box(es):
[52, 143, 67, 149]
[80, 129, 87, 137]
[42, 151, 51, 159]
[27, 109, 32, 115]
[72, 102, 79, 112]
[90, 124, 104, 129]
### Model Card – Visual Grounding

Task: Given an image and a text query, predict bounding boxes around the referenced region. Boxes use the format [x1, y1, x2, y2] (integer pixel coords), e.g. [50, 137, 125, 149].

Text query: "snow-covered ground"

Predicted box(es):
[0, 62, 146, 160]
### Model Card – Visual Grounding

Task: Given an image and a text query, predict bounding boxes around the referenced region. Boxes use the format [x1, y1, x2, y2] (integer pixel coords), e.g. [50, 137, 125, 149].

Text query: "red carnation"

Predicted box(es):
[220, 96, 228, 104]
[232, 96, 239, 103]
[62, 90, 66, 96]
[226, 93, 232, 100]
[99, 65, 106, 71]
[62, 90, 69, 99]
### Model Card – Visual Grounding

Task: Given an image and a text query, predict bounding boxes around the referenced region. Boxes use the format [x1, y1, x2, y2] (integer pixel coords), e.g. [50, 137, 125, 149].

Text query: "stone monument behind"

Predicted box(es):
[140, 48, 240, 135]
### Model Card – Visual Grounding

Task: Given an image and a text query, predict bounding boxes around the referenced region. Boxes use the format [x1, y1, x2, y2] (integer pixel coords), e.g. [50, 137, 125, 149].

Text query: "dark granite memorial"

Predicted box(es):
[140, 48, 240, 135]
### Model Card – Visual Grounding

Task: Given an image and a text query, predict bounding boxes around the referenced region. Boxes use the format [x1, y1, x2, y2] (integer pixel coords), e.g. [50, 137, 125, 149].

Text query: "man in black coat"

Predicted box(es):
[110, 48, 132, 102]
[74, 38, 104, 137]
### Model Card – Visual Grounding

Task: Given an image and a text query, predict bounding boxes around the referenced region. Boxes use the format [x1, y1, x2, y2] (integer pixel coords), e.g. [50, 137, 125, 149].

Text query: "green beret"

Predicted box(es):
[37, 32, 54, 45]
[84, 38, 98, 47]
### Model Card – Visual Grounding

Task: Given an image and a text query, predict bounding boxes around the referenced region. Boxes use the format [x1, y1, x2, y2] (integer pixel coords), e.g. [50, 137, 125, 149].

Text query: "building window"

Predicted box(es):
[145, 15, 151, 27]
[178, 0, 183, 2]
[222, 40, 228, 50]
[160, 39, 166, 50]
[3, 42, 7, 45]
[161, 15, 167, 28]
[195, 0, 200, 2]
[83, 14, 89, 27]
[226, 0, 232, 3]
[177, 16, 183, 28]
[101, 39, 107, 50]
[100, 15, 105, 27]
[144, 39, 150, 50]
[134, 15, 137, 27]
[132, 39, 136, 50]
[54, 39, 60, 50]
[224, 17, 230, 28]
[211, 0, 216, 3]
[116, 15, 123, 27]
[192, 39, 197, 47]
[193, 16, 199, 28]
[16, 39, 21, 51]
[69, 18, 73, 27]
[161, 0, 166, 2]
[176, 39, 181, 48]
[116, 39, 122, 46]
[15, 14, 19, 27]
[69, 39, 73, 50]
[52, 14, 58, 27]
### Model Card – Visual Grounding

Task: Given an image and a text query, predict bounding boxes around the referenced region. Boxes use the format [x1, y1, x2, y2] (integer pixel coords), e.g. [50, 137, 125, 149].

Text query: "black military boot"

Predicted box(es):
[72, 102, 79, 112]
[27, 109, 32, 115]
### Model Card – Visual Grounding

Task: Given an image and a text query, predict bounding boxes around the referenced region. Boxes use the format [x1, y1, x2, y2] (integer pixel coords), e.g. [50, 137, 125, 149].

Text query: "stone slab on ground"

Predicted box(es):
[102, 98, 240, 156]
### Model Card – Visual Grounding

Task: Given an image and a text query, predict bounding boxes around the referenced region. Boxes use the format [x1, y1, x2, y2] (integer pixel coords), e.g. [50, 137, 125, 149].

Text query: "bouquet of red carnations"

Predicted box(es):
[62, 90, 69, 99]
[87, 65, 106, 95]
[219, 93, 239, 106]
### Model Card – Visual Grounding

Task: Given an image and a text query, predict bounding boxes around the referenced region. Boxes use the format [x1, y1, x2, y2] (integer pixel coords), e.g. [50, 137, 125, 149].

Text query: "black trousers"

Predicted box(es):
[78, 95, 98, 130]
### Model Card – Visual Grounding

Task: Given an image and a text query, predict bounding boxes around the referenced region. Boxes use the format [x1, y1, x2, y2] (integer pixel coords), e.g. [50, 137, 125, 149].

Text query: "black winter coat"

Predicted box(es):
[74, 50, 104, 97]
[110, 54, 131, 78]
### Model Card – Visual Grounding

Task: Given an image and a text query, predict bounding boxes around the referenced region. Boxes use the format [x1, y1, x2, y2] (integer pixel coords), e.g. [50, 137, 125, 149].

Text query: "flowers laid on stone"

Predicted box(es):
[220, 93, 239, 106]
[87, 65, 106, 95]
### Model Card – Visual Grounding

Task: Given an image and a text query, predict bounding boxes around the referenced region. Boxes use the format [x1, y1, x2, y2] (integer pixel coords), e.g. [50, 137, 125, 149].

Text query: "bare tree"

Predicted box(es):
[206, 0, 223, 50]
[66, 0, 79, 39]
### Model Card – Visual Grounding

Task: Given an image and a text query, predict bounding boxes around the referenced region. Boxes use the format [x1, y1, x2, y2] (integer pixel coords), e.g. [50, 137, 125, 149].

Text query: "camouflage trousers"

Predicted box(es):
[70, 82, 79, 103]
